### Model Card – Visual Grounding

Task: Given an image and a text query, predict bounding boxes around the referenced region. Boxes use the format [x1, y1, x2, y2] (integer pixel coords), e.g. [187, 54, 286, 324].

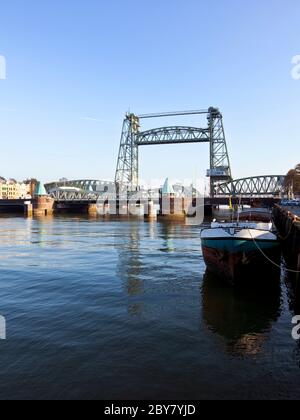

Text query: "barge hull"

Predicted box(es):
[202, 239, 281, 286]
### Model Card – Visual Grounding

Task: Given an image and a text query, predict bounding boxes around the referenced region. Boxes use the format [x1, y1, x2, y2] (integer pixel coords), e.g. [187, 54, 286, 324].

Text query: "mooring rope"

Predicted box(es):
[247, 228, 300, 274]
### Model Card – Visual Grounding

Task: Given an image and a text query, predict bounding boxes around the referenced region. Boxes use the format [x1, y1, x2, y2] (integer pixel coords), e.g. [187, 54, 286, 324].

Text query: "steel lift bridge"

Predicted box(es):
[115, 107, 232, 196]
[45, 107, 286, 201]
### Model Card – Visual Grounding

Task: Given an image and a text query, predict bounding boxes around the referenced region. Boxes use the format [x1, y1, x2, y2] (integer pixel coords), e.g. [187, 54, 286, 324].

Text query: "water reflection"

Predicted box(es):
[159, 222, 177, 253]
[202, 270, 282, 357]
[115, 222, 145, 316]
[115, 220, 200, 319]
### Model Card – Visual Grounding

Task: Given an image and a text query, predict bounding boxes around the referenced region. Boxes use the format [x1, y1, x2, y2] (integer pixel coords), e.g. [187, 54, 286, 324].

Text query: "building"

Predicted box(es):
[23, 179, 38, 197]
[0, 178, 32, 200]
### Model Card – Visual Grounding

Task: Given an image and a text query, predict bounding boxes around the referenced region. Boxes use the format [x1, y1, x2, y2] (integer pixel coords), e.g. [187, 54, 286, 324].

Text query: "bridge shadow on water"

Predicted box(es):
[0, 207, 24, 215]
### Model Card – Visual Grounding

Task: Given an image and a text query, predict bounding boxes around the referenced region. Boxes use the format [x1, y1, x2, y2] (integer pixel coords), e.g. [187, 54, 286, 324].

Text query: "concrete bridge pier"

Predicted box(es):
[24, 202, 33, 217]
[145, 200, 157, 221]
[158, 180, 186, 221]
[158, 196, 186, 221]
[88, 203, 98, 216]
[33, 196, 55, 216]
[32, 182, 54, 216]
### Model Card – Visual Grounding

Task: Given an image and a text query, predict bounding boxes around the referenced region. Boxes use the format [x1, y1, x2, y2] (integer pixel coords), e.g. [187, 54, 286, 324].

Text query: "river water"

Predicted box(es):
[0, 215, 299, 400]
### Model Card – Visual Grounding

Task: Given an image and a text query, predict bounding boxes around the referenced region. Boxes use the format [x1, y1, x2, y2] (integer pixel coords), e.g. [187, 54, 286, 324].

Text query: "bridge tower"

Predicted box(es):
[207, 107, 232, 196]
[115, 108, 232, 196]
[115, 113, 140, 192]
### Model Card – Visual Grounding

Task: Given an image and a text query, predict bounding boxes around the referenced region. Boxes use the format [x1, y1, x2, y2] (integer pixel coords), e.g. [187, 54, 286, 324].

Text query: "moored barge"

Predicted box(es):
[201, 222, 281, 286]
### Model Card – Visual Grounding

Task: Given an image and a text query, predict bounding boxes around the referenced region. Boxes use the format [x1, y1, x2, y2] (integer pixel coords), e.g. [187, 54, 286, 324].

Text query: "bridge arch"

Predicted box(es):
[136, 126, 210, 146]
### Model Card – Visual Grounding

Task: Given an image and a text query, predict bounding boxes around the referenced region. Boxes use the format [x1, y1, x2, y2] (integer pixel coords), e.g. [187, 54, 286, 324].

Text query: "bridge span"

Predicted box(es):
[45, 175, 285, 202]
[215, 175, 285, 197]
[44, 109, 286, 204]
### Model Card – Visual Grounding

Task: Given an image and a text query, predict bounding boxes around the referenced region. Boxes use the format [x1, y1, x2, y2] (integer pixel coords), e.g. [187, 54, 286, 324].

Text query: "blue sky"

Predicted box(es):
[0, 0, 299, 183]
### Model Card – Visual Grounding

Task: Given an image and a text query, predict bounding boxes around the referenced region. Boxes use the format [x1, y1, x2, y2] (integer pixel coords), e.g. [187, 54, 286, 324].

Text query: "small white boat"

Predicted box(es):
[238, 208, 272, 223]
[201, 222, 281, 286]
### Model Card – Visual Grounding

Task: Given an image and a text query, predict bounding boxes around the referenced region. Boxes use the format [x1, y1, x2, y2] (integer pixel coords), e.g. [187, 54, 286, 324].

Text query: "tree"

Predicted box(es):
[284, 164, 300, 198]
[23, 178, 38, 185]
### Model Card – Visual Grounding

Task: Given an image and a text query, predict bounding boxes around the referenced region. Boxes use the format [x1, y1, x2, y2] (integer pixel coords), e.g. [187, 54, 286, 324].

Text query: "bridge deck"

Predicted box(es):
[0, 199, 30, 206]
[53, 197, 281, 206]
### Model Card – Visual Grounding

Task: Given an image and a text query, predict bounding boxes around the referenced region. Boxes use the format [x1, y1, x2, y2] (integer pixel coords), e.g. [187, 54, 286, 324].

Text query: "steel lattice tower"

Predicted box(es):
[115, 113, 140, 192]
[115, 108, 232, 196]
[207, 107, 232, 196]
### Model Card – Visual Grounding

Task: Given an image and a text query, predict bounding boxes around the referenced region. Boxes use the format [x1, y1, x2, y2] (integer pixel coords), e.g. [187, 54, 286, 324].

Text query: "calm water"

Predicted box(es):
[0, 215, 299, 400]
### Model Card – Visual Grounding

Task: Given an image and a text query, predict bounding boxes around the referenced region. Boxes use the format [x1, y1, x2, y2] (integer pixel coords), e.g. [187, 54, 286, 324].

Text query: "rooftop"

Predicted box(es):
[162, 178, 175, 195]
[34, 182, 48, 196]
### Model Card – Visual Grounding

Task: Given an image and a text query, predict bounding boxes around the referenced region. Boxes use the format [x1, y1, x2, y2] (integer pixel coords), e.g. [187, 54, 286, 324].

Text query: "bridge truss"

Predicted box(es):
[215, 175, 285, 197]
[45, 175, 286, 201]
[45, 180, 115, 201]
[45, 179, 115, 192]
[115, 108, 232, 195]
